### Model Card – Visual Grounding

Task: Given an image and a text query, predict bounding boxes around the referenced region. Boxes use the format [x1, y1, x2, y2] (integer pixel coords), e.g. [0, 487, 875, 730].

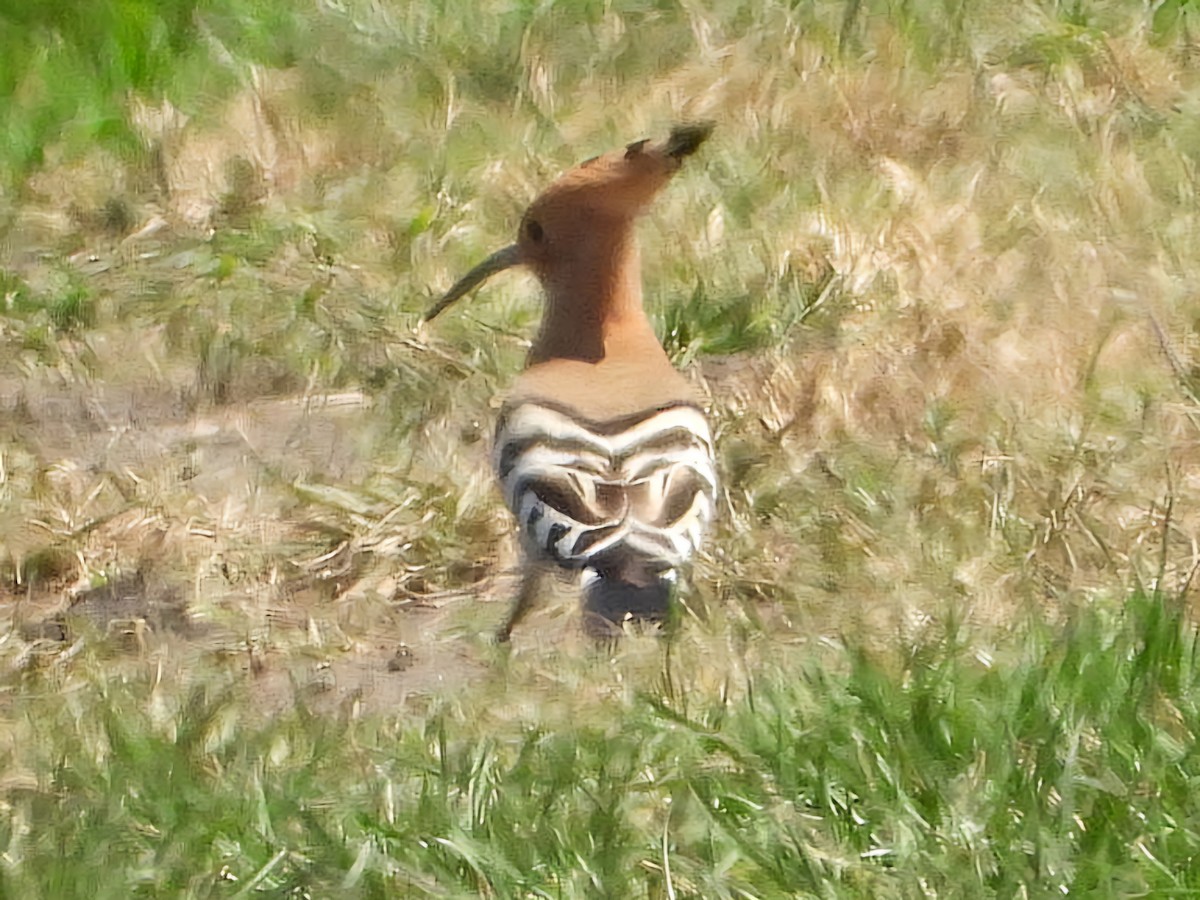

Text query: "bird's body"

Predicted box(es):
[427, 124, 716, 637]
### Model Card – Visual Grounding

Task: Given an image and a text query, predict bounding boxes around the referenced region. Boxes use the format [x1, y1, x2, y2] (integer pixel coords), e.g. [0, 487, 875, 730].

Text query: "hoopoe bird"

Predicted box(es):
[426, 124, 717, 639]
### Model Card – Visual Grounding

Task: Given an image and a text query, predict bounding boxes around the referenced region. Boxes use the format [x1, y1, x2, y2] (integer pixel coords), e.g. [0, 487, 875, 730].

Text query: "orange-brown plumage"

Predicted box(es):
[427, 123, 715, 637]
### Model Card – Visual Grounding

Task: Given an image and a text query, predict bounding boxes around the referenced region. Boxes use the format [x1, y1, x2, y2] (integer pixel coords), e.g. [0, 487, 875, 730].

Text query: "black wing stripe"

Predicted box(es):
[495, 402, 716, 569]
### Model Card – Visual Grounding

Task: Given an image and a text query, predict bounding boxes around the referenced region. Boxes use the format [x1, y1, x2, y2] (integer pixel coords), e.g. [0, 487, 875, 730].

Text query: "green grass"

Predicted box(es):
[3, 0, 1200, 895]
[2, 592, 1197, 896]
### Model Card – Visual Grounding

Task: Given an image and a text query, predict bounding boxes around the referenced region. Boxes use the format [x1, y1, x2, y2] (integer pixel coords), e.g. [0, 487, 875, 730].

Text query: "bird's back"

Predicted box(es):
[495, 353, 716, 577]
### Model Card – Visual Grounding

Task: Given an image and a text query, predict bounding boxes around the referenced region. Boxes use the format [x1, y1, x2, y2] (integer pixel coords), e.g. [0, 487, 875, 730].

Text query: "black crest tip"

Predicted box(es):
[665, 121, 715, 159]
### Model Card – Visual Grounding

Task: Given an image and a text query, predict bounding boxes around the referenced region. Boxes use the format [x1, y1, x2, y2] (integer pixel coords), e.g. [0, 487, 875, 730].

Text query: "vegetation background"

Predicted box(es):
[2, 0, 1200, 895]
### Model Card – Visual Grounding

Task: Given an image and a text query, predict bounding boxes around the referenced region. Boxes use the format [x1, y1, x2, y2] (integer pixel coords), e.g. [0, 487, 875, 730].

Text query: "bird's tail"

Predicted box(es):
[581, 557, 676, 637]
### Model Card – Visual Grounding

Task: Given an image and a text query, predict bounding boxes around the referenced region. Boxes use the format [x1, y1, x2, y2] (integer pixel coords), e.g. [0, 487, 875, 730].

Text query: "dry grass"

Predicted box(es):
[3, 0, 1199, 695]
[2, 0, 1200, 894]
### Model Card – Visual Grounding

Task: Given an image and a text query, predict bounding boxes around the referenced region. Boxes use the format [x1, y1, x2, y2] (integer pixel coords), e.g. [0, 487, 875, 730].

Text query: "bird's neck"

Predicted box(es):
[528, 235, 664, 366]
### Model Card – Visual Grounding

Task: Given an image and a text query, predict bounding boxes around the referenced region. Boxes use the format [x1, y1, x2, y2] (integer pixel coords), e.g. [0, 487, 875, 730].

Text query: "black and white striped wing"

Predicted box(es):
[495, 402, 716, 569]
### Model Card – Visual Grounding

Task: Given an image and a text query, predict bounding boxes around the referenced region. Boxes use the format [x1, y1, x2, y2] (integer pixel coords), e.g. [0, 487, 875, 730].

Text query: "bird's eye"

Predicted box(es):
[525, 219, 544, 243]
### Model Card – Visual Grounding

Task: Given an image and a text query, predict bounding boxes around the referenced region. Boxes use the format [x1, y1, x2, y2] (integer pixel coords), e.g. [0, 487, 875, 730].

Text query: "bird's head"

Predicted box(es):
[424, 123, 712, 321]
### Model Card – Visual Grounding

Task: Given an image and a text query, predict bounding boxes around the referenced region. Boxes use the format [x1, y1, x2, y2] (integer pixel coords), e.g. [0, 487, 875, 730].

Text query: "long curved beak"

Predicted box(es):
[424, 244, 521, 321]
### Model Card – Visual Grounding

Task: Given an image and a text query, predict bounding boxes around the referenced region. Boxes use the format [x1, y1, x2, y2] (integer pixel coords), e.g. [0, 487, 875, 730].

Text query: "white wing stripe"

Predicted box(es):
[495, 402, 716, 570]
[502, 405, 713, 458]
